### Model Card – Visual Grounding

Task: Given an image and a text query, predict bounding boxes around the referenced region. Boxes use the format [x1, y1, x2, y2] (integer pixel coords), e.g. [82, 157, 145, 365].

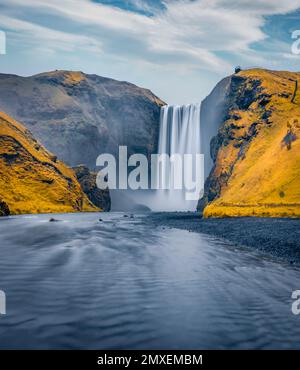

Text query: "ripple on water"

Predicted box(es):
[0, 213, 300, 349]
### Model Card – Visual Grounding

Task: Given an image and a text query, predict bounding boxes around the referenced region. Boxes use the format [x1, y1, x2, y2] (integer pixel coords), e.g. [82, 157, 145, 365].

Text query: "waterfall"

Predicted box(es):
[153, 103, 202, 211]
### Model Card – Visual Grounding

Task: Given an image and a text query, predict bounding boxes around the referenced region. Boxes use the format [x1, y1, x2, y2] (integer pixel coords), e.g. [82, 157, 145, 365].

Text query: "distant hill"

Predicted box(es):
[199, 68, 300, 218]
[0, 70, 165, 169]
[0, 112, 98, 215]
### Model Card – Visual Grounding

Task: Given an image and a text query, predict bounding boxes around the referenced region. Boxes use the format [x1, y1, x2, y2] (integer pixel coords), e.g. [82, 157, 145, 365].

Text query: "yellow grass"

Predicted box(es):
[0, 112, 98, 215]
[204, 69, 300, 218]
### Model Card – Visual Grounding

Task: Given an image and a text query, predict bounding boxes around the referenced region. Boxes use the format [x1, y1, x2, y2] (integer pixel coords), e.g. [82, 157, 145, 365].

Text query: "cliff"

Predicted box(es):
[0, 112, 98, 215]
[73, 165, 111, 212]
[0, 200, 10, 216]
[200, 75, 232, 178]
[199, 68, 300, 218]
[0, 71, 165, 169]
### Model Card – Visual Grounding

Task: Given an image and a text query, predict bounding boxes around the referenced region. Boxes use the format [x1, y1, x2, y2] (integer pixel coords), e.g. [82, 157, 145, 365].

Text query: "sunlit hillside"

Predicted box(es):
[204, 69, 300, 218]
[0, 112, 98, 215]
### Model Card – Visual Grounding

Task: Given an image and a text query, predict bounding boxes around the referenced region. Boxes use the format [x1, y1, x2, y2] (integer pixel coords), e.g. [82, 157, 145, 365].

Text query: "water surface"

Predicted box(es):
[0, 212, 299, 349]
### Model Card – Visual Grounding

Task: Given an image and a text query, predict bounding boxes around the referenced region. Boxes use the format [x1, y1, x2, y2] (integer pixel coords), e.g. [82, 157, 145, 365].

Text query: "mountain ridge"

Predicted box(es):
[0, 70, 165, 169]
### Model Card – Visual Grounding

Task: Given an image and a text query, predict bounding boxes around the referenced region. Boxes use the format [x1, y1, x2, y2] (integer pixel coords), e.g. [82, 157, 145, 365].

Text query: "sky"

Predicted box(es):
[0, 0, 300, 104]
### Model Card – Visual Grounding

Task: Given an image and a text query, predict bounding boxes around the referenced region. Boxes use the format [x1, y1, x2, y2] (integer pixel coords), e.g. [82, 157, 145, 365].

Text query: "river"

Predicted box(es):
[0, 212, 299, 349]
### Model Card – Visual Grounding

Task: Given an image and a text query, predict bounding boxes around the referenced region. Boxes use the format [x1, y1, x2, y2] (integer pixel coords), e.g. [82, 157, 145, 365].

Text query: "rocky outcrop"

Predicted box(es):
[199, 69, 300, 218]
[73, 165, 111, 212]
[200, 75, 232, 179]
[0, 112, 98, 215]
[0, 71, 165, 169]
[0, 200, 10, 216]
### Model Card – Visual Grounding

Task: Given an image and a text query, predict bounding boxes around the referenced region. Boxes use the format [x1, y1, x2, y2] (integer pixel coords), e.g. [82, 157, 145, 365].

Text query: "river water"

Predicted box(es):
[0, 212, 299, 349]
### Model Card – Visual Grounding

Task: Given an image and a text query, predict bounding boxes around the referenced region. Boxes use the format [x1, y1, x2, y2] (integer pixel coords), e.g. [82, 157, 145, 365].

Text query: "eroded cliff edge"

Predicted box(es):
[198, 68, 300, 218]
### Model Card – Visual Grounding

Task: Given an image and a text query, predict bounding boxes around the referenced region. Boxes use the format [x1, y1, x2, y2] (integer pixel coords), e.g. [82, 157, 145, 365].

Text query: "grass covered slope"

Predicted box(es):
[203, 69, 300, 218]
[0, 112, 98, 215]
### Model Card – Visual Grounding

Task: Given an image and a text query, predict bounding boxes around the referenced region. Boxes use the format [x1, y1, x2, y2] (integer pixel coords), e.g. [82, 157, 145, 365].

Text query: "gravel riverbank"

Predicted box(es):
[150, 213, 300, 266]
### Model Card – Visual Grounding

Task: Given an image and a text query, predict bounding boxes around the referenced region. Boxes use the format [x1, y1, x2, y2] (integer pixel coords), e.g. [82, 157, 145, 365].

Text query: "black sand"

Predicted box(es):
[150, 213, 300, 266]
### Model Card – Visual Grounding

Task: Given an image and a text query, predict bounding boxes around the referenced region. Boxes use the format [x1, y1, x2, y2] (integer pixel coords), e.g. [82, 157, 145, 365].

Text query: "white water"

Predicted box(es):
[153, 104, 202, 211]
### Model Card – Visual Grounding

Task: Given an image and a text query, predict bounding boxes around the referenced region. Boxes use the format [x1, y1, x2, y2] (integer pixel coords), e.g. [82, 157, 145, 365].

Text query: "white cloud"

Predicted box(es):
[1, 0, 300, 71]
[0, 0, 300, 106]
[0, 14, 103, 54]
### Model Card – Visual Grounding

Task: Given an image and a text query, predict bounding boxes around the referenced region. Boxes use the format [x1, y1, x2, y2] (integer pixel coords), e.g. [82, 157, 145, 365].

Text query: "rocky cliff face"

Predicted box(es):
[0, 112, 98, 215]
[73, 165, 111, 212]
[0, 71, 165, 169]
[0, 200, 10, 216]
[200, 75, 232, 179]
[199, 69, 300, 218]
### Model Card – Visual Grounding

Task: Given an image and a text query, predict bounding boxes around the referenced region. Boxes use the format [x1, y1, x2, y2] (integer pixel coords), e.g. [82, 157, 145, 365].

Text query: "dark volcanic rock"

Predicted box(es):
[73, 165, 111, 212]
[0, 200, 10, 216]
[0, 71, 165, 169]
[150, 213, 300, 266]
[49, 218, 60, 222]
[133, 204, 151, 212]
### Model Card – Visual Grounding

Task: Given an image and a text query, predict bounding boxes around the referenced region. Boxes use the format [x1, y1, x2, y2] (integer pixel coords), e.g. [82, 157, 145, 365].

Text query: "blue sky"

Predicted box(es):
[0, 0, 300, 104]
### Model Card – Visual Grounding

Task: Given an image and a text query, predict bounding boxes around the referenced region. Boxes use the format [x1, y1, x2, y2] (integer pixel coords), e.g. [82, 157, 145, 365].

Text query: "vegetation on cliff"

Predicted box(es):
[202, 69, 300, 218]
[0, 112, 98, 215]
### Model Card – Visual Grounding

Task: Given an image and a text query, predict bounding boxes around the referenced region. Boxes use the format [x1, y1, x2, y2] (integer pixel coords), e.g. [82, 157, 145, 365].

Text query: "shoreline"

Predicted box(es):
[150, 212, 300, 266]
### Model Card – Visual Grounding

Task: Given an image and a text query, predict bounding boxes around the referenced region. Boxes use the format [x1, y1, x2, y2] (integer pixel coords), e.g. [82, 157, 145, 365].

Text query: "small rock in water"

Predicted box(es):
[49, 218, 59, 222]
[123, 214, 129, 218]
[130, 214, 134, 218]
[99, 218, 103, 222]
